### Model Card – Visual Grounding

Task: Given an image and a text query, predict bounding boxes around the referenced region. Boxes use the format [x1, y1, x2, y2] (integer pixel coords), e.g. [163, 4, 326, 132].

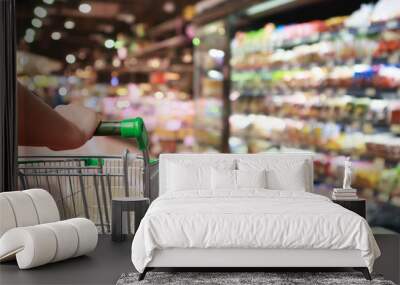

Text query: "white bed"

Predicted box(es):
[131, 153, 380, 280]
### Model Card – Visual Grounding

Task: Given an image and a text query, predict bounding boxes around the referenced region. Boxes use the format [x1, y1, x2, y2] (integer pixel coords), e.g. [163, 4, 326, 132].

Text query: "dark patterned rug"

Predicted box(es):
[116, 271, 396, 285]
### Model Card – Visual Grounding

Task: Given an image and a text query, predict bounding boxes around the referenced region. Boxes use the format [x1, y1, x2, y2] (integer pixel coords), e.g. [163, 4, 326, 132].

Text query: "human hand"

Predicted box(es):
[17, 81, 101, 150]
[55, 104, 101, 143]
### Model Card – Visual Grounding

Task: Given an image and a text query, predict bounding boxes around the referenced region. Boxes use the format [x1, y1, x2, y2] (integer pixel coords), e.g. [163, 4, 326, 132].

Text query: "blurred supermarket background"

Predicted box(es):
[17, 0, 400, 231]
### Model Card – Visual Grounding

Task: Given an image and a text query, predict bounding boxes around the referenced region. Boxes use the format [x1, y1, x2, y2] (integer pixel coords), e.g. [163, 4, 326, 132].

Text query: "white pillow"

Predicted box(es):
[167, 163, 212, 191]
[266, 165, 306, 191]
[236, 169, 267, 189]
[238, 159, 308, 191]
[212, 168, 236, 190]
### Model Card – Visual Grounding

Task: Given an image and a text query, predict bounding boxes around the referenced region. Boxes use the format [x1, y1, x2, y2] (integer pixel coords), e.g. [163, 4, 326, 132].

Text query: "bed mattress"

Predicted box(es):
[131, 190, 380, 273]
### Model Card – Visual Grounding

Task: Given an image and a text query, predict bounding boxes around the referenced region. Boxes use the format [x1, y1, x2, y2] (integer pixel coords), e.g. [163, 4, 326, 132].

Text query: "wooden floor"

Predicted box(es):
[0, 235, 133, 285]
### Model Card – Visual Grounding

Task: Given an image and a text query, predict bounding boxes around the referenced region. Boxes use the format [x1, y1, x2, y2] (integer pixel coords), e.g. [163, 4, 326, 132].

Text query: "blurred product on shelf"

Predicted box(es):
[233, 64, 400, 89]
[194, 97, 223, 148]
[232, 93, 398, 137]
[231, 0, 400, 58]
[229, 0, 400, 217]
[230, 113, 400, 160]
[371, 0, 400, 22]
[193, 21, 227, 152]
[345, 4, 374, 28]
[391, 104, 400, 134]
[17, 51, 63, 75]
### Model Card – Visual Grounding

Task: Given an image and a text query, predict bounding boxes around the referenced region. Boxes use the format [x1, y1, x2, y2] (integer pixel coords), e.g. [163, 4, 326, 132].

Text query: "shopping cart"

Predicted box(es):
[17, 118, 159, 234]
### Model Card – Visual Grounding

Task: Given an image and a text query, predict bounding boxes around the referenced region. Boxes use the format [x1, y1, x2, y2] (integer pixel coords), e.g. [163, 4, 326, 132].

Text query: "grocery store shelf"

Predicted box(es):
[230, 134, 400, 163]
[148, 17, 184, 39]
[232, 57, 400, 72]
[131, 35, 190, 58]
[248, 18, 400, 51]
[115, 63, 193, 74]
[192, 0, 262, 25]
[232, 112, 391, 132]
[234, 86, 400, 100]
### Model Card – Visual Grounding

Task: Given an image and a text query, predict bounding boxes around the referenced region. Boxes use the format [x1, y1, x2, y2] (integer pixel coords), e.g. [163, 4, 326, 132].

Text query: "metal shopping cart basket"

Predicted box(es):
[17, 118, 159, 234]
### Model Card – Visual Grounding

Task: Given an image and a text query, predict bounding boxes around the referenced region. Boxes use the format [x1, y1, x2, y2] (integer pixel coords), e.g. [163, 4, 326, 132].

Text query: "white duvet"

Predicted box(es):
[131, 190, 380, 273]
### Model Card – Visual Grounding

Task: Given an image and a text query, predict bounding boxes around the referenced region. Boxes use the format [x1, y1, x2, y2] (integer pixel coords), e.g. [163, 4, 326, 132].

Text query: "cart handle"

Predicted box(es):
[94, 118, 149, 151]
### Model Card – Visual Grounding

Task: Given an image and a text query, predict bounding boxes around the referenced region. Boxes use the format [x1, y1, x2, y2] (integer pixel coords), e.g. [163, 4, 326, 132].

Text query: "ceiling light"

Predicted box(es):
[182, 53, 192, 63]
[192, 37, 200, 46]
[246, 0, 295, 16]
[104, 39, 115, 49]
[64, 20, 75, 29]
[33, 6, 47, 18]
[163, 1, 175, 13]
[114, 40, 124, 49]
[25, 28, 35, 37]
[31, 18, 42, 28]
[208, 70, 223, 80]
[51, 31, 61, 40]
[148, 58, 161, 68]
[111, 76, 119, 86]
[112, 58, 121, 68]
[208, 48, 225, 58]
[43, 0, 55, 4]
[58, 87, 67, 96]
[24, 34, 34, 43]
[65, 54, 76, 64]
[79, 3, 92, 14]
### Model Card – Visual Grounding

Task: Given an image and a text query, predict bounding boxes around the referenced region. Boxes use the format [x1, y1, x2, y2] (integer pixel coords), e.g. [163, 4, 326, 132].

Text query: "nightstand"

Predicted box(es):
[111, 197, 150, 242]
[332, 199, 366, 218]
